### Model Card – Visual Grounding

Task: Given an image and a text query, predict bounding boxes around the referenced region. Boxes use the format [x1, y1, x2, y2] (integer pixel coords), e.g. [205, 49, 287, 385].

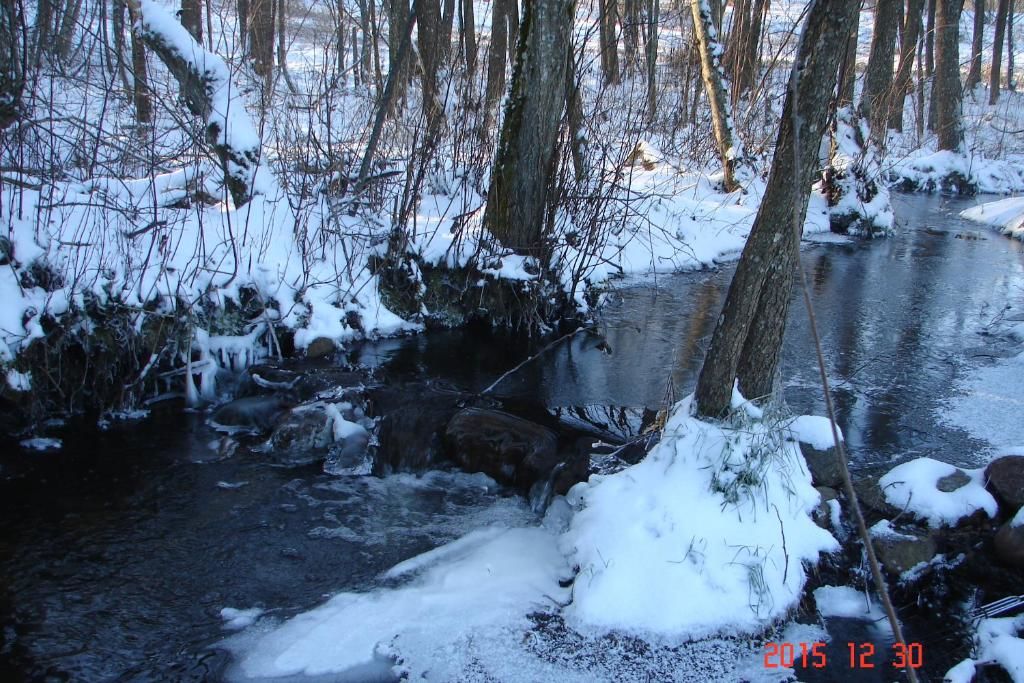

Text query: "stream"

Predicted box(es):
[2, 193, 1022, 681]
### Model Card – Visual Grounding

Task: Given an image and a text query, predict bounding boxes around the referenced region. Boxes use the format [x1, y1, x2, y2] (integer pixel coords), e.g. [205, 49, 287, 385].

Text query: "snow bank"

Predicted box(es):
[225, 526, 570, 680]
[878, 457, 997, 528]
[887, 150, 1024, 195]
[560, 396, 837, 642]
[961, 197, 1024, 241]
[787, 415, 844, 450]
[946, 614, 1024, 683]
[813, 585, 886, 623]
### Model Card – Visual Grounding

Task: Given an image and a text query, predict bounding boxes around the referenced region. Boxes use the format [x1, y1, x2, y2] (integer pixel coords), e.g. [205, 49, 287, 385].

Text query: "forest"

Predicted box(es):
[2, 0, 1024, 681]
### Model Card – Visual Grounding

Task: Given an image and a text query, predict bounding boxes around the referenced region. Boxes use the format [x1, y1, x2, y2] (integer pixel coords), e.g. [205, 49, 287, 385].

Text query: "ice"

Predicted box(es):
[787, 414, 844, 450]
[225, 526, 570, 680]
[879, 457, 997, 528]
[940, 351, 1024, 452]
[19, 437, 62, 451]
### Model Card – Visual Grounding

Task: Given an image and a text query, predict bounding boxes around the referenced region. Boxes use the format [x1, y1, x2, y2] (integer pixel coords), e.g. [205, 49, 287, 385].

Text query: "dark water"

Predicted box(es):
[2, 193, 1022, 681]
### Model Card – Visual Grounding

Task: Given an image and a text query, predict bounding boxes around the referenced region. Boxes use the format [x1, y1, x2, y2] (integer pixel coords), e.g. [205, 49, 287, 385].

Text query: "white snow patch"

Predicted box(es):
[948, 615, 1024, 683]
[940, 351, 1024, 451]
[961, 197, 1024, 240]
[220, 607, 264, 630]
[225, 526, 569, 680]
[813, 585, 886, 626]
[560, 395, 837, 642]
[5, 369, 30, 391]
[787, 415, 844, 450]
[19, 437, 62, 451]
[879, 457, 997, 528]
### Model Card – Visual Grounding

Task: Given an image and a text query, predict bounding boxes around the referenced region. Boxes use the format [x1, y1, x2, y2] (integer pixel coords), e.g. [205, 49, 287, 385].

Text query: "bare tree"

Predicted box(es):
[126, 1, 153, 124]
[966, 0, 985, 89]
[0, 0, 23, 129]
[933, 0, 964, 150]
[250, 0, 275, 77]
[417, 0, 445, 137]
[460, 0, 477, 75]
[990, 0, 1008, 103]
[890, 0, 925, 130]
[837, 12, 859, 107]
[645, 0, 659, 121]
[484, 0, 515, 122]
[598, 0, 620, 84]
[690, 0, 741, 192]
[860, 0, 901, 139]
[181, 0, 203, 43]
[483, 0, 576, 254]
[694, 0, 859, 418]
[1007, 1, 1015, 90]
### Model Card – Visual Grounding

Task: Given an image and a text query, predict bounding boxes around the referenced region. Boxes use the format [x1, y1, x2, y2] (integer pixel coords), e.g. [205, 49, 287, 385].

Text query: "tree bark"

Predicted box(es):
[0, 0, 24, 129]
[645, 0, 659, 122]
[418, 0, 444, 138]
[837, 11, 859, 107]
[690, 0, 740, 192]
[890, 0, 925, 130]
[990, 0, 1009, 102]
[925, 0, 936, 76]
[966, 0, 984, 89]
[933, 0, 964, 150]
[250, 0, 275, 77]
[181, 0, 203, 43]
[483, 0, 576, 254]
[1007, 0, 1015, 90]
[694, 0, 858, 419]
[599, 0, 620, 84]
[860, 0, 901, 140]
[460, 0, 477, 75]
[126, 2, 152, 125]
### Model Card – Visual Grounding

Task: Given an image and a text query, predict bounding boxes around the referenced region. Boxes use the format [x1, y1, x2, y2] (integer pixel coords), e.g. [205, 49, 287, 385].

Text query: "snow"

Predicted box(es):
[19, 437, 62, 451]
[878, 457, 997, 528]
[560, 395, 837, 642]
[961, 196, 1024, 241]
[813, 585, 886, 623]
[220, 607, 264, 630]
[948, 615, 1024, 683]
[787, 415, 844, 450]
[225, 526, 570, 680]
[1012, 507, 1024, 529]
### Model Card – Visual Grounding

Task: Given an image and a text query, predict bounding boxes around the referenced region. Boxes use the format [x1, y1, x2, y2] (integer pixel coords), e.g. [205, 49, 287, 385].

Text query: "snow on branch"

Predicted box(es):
[130, 0, 265, 208]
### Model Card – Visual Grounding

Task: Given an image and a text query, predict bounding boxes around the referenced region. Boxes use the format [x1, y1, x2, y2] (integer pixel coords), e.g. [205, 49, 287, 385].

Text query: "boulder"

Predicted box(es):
[936, 469, 971, 492]
[269, 403, 370, 467]
[305, 337, 337, 359]
[800, 442, 844, 489]
[985, 456, 1024, 513]
[993, 522, 1024, 569]
[853, 476, 902, 520]
[445, 408, 561, 492]
[872, 526, 937, 576]
[211, 396, 290, 434]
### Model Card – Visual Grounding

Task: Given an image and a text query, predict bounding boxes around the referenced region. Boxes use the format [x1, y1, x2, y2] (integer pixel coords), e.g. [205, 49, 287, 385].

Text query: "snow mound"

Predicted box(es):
[813, 585, 885, 622]
[961, 197, 1024, 241]
[787, 415, 844, 450]
[879, 457, 997, 527]
[946, 615, 1024, 683]
[220, 607, 264, 630]
[225, 526, 570, 680]
[888, 150, 1024, 194]
[560, 396, 838, 642]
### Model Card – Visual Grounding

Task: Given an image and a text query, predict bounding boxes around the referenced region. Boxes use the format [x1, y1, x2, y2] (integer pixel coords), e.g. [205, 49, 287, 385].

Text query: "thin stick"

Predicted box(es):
[481, 327, 592, 395]
[787, 10, 918, 681]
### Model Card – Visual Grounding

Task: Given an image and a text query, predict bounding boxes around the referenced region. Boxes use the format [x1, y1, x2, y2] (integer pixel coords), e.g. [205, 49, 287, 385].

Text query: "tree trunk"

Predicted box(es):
[646, 0, 659, 122]
[966, 0, 984, 89]
[417, 0, 444, 137]
[0, 0, 24, 129]
[250, 0, 275, 77]
[837, 11, 859, 106]
[483, 0, 576, 254]
[890, 0, 925, 130]
[623, 0, 640, 71]
[925, 0, 936, 76]
[181, 0, 203, 43]
[483, 0, 512, 125]
[690, 0, 740, 192]
[389, 0, 411, 104]
[54, 0, 83, 60]
[860, 0, 901, 140]
[934, 0, 964, 150]
[1007, 1, 1015, 90]
[694, 0, 858, 419]
[461, 0, 477, 75]
[990, 0, 1009, 102]
[126, 2, 152, 124]
[237, 0, 249, 51]
[599, 0, 620, 84]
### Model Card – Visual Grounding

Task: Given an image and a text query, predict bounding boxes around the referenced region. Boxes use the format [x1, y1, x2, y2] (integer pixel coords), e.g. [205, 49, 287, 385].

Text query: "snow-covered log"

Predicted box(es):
[128, 0, 265, 208]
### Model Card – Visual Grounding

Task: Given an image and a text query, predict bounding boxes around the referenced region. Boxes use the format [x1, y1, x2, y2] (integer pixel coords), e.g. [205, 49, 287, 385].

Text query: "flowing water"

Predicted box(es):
[2, 193, 1022, 681]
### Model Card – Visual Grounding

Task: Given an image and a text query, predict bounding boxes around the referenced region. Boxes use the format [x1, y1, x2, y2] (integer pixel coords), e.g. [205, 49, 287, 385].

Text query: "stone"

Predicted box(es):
[305, 337, 337, 359]
[936, 469, 971, 493]
[211, 396, 289, 434]
[994, 522, 1024, 568]
[0, 236, 11, 265]
[986, 456, 1024, 513]
[816, 486, 839, 502]
[853, 476, 902, 520]
[873, 527, 937, 576]
[800, 442, 844, 489]
[268, 407, 335, 465]
[445, 408, 560, 492]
